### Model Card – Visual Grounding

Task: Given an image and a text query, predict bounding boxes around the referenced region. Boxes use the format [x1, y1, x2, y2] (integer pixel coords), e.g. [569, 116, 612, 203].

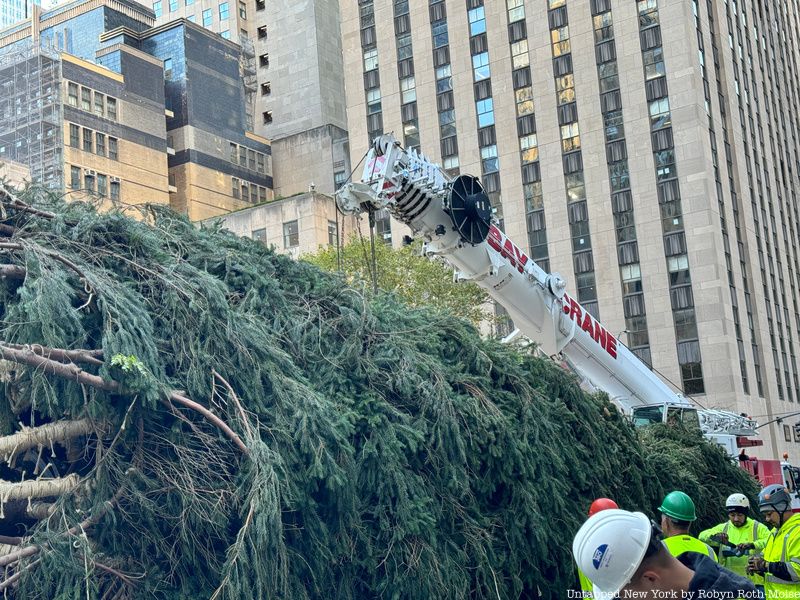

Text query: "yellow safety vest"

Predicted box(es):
[664, 534, 718, 561]
[699, 518, 771, 585]
[762, 513, 800, 599]
[577, 568, 593, 593]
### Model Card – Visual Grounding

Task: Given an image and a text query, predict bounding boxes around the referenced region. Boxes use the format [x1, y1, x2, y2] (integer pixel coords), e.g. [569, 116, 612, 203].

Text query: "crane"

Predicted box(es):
[335, 134, 758, 456]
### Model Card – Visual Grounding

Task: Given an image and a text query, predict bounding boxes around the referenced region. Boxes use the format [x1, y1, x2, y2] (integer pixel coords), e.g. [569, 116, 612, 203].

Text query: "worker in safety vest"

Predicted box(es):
[577, 498, 618, 593]
[658, 490, 717, 560]
[699, 493, 770, 589]
[747, 484, 800, 599]
[573, 509, 756, 599]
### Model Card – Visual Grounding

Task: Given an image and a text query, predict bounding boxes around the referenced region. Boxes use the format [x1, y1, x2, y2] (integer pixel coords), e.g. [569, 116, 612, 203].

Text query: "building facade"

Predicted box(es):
[151, 0, 350, 198]
[0, 0, 42, 29]
[340, 0, 800, 460]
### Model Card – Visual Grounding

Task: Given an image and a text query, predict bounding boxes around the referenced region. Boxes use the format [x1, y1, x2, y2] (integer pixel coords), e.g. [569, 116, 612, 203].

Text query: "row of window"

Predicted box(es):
[228, 143, 267, 174]
[68, 123, 119, 160]
[152, 0, 242, 20]
[591, 1, 651, 363]
[253, 220, 340, 250]
[68, 166, 121, 200]
[231, 177, 268, 204]
[430, 3, 459, 173]
[66, 82, 117, 121]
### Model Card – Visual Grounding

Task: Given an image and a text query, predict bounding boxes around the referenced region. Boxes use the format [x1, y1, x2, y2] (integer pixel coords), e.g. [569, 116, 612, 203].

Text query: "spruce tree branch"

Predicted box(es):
[0, 474, 79, 502]
[0, 225, 17, 237]
[0, 343, 104, 366]
[0, 188, 56, 220]
[0, 342, 248, 455]
[0, 264, 25, 279]
[0, 242, 90, 285]
[0, 418, 103, 457]
[0, 536, 22, 546]
[0, 557, 41, 592]
[212, 370, 255, 439]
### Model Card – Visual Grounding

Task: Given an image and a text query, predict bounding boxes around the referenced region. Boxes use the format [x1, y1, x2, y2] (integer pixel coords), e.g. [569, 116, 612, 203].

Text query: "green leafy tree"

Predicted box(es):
[304, 234, 490, 325]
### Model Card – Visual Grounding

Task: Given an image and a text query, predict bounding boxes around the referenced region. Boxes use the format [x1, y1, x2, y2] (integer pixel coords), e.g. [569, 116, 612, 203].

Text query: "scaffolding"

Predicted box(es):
[0, 41, 62, 189]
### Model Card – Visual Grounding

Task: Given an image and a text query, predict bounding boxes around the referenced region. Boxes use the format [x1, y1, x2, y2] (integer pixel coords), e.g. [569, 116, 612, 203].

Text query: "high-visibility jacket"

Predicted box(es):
[762, 512, 800, 599]
[577, 568, 592, 594]
[699, 518, 771, 585]
[664, 534, 718, 561]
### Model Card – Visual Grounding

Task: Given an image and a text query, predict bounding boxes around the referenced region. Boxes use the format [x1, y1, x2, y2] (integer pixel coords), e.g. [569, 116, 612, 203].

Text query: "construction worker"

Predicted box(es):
[577, 498, 619, 593]
[699, 493, 769, 589]
[658, 490, 717, 560]
[573, 508, 756, 598]
[746, 484, 800, 599]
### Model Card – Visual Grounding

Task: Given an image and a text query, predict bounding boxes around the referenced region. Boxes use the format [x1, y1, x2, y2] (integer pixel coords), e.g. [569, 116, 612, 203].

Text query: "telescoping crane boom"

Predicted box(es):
[335, 134, 757, 455]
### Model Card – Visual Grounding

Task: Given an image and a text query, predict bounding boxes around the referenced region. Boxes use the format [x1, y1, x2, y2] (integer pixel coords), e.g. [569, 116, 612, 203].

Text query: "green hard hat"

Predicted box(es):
[658, 491, 697, 522]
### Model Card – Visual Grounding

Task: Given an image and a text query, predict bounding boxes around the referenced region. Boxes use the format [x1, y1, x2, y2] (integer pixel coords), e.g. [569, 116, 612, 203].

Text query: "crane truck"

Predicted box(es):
[335, 133, 800, 507]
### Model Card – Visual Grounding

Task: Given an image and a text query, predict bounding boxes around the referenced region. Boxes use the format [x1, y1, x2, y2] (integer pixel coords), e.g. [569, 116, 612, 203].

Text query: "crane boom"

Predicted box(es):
[336, 135, 757, 447]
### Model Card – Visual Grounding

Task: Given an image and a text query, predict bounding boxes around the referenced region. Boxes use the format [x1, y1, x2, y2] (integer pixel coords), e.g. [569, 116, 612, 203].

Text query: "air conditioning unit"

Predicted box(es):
[83, 168, 96, 176]
[110, 176, 120, 182]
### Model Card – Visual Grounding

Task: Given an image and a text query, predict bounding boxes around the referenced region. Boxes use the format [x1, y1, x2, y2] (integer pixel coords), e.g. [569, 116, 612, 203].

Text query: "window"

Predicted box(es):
[334, 171, 346, 189]
[262, 111, 272, 124]
[239, 146, 247, 166]
[106, 97, 117, 120]
[241, 182, 250, 202]
[649, 98, 671, 130]
[163, 57, 173, 76]
[219, 2, 228, 19]
[248, 149, 256, 171]
[511, 40, 529, 69]
[432, 20, 448, 48]
[507, 0, 524, 22]
[185, 0, 193, 5]
[239, 1, 246, 18]
[257, 153, 265, 174]
[363, 48, 378, 71]
[232, 177, 240, 198]
[443, 155, 459, 170]
[84, 172, 95, 192]
[403, 120, 419, 149]
[221, 30, 230, 39]
[516, 86, 534, 116]
[70, 165, 80, 189]
[97, 174, 107, 197]
[468, 7, 486, 36]
[96, 132, 106, 156]
[328, 221, 338, 246]
[169, 0, 177, 11]
[439, 109, 456, 137]
[396, 34, 412, 61]
[480, 145, 498, 173]
[187, 15, 195, 22]
[252, 228, 267, 244]
[110, 181, 120, 201]
[400, 77, 416, 104]
[229, 142, 237, 162]
[436, 64, 452, 93]
[81, 87, 91, 111]
[93, 92, 104, 116]
[153, 0, 162, 17]
[556, 74, 575, 104]
[604, 111, 625, 141]
[67, 82, 78, 106]
[520, 134, 538, 164]
[69, 123, 79, 147]
[82, 128, 93, 152]
[561, 122, 581, 152]
[283, 220, 299, 248]
[108, 137, 118, 160]
[366, 89, 381, 114]
[472, 52, 490, 81]
[476, 98, 494, 127]
[551, 26, 571, 57]
[643, 47, 665, 80]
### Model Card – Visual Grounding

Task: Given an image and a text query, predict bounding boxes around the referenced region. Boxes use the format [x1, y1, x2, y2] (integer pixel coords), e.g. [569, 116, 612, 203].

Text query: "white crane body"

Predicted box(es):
[336, 135, 757, 453]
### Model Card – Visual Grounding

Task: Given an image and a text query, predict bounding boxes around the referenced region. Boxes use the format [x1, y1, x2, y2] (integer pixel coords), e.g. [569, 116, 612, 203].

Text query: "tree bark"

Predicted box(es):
[0, 418, 102, 457]
[0, 474, 79, 502]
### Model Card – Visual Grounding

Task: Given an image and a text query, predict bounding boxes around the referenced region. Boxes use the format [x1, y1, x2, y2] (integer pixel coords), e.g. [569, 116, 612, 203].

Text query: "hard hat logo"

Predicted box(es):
[592, 544, 609, 570]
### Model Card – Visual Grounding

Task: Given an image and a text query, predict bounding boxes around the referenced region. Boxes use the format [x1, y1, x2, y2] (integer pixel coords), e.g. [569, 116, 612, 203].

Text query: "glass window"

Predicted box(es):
[443, 156, 459, 170]
[507, 0, 525, 22]
[110, 181, 120, 201]
[252, 228, 267, 244]
[363, 48, 378, 71]
[202, 9, 212, 26]
[472, 52, 490, 81]
[241, 182, 250, 202]
[248, 149, 256, 171]
[219, 2, 228, 19]
[221, 30, 230, 39]
[432, 21, 448, 48]
[84, 172, 95, 192]
[82, 127, 93, 152]
[239, 1, 246, 18]
[400, 76, 416, 104]
[153, 0, 162, 17]
[643, 47, 666, 80]
[396, 34, 412, 61]
[468, 7, 486, 36]
[604, 110, 625, 141]
[80, 87, 91, 111]
[96, 132, 105, 156]
[97, 174, 107, 197]
[520, 135, 538, 164]
[70, 165, 80, 189]
[67, 82, 78, 106]
[187, 15, 195, 22]
[185, 0, 193, 5]
[480, 144, 498, 173]
[476, 98, 494, 127]
[93, 92, 104, 116]
[283, 220, 299, 248]
[403, 120, 419, 149]
[169, 0, 177, 10]
[439, 109, 456, 137]
[257, 153, 265, 174]
[515, 86, 534, 116]
[366, 88, 381, 114]
[108, 137, 118, 160]
[69, 123, 79, 147]
[511, 39, 529, 69]
[232, 177, 240, 198]
[328, 221, 338, 246]
[163, 57, 173, 76]
[106, 97, 117, 120]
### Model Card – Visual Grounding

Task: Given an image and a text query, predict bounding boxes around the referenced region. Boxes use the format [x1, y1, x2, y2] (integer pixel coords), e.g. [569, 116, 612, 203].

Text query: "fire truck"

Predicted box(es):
[335, 134, 800, 507]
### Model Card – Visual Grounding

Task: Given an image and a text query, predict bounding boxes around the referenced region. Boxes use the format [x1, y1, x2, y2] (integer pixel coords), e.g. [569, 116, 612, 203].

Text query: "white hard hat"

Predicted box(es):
[572, 509, 652, 598]
[725, 493, 749, 510]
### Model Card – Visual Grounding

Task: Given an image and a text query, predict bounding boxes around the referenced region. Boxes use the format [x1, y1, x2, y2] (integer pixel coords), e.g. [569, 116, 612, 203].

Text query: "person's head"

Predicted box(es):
[725, 493, 749, 527]
[758, 484, 792, 528]
[573, 509, 694, 598]
[588, 498, 619, 517]
[658, 491, 696, 536]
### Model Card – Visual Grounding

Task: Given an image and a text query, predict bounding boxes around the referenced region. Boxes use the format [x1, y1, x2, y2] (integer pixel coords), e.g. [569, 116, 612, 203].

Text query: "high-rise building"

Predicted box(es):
[340, 0, 800, 459]
[150, 0, 350, 197]
[0, 0, 42, 29]
[0, 0, 271, 219]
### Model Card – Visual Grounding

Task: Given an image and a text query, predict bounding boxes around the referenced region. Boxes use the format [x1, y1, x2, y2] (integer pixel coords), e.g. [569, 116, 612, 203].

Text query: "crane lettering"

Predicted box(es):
[487, 226, 529, 274]
[562, 293, 618, 359]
